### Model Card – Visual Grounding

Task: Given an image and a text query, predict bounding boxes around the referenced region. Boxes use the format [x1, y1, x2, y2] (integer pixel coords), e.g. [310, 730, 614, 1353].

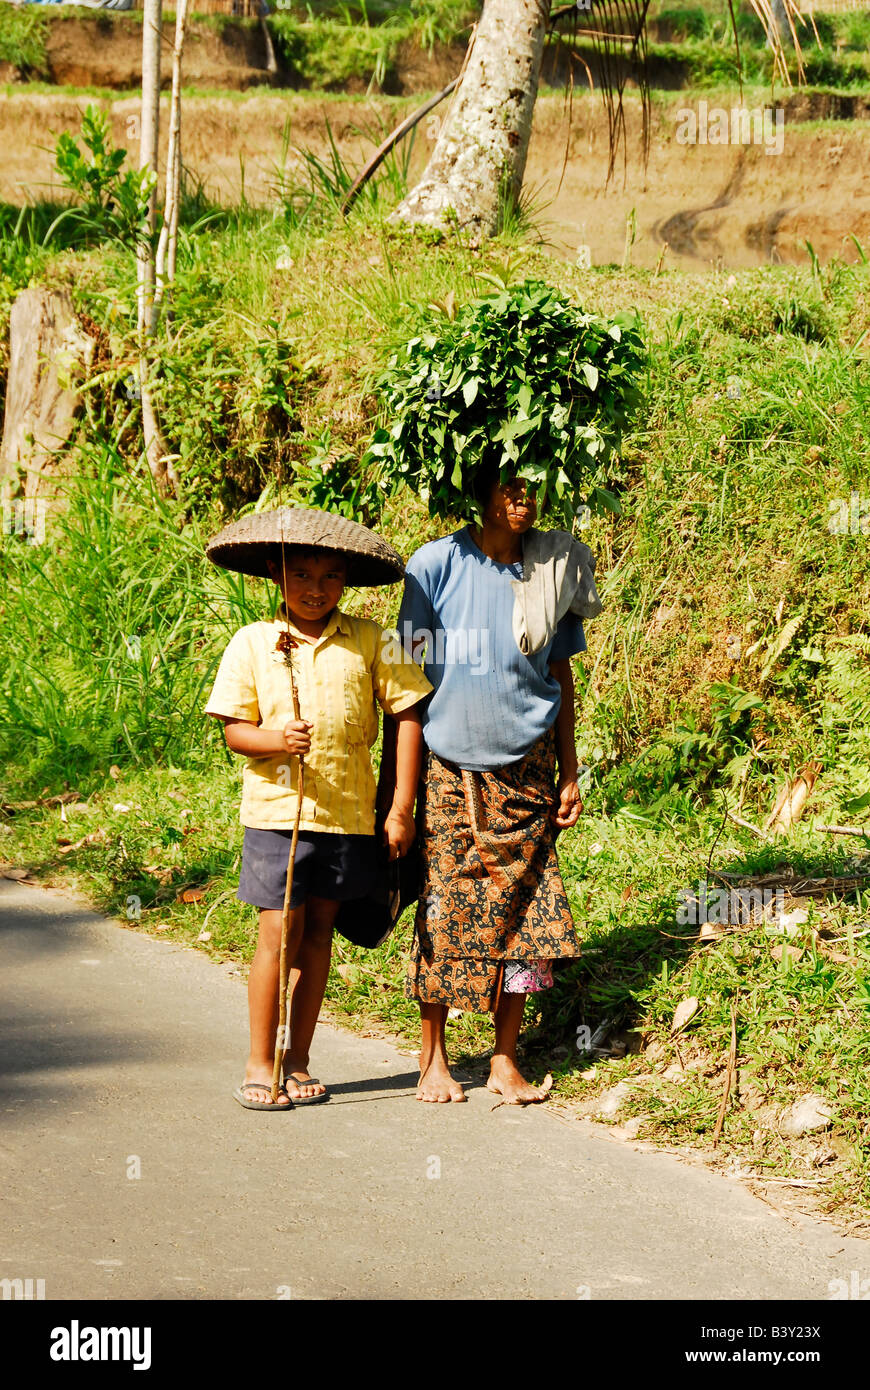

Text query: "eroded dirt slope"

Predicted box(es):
[1, 90, 868, 269]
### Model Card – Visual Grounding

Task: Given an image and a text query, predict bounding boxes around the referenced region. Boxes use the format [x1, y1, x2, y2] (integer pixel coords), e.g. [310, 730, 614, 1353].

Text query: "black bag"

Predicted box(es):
[333, 716, 424, 949]
[333, 834, 422, 949]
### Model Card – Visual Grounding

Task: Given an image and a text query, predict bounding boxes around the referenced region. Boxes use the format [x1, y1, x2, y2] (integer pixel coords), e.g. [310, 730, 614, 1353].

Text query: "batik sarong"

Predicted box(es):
[405, 727, 580, 1012]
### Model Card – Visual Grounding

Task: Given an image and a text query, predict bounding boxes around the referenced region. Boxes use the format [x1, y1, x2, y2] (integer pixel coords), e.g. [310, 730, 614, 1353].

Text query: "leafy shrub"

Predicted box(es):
[839, 11, 870, 50]
[652, 6, 711, 42]
[366, 280, 645, 526]
[802, 48, 870, 87]
[269, 15, 400, 88]
[51, 106, 155, 249]
[614, 682, 768, 803]
[153, 315, 311, 508]
[287, 431, 385, 523]
[268, 1, 477, 87]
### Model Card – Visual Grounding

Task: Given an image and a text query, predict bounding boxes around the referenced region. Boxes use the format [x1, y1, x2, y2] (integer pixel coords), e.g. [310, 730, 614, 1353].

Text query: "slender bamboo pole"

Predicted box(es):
[272, 525, 305, 1103]
[137, 0, 174, 494]
[271, 662, 304, 1103]
[137, 0, 161, 342]
[155, 0, 190, 306]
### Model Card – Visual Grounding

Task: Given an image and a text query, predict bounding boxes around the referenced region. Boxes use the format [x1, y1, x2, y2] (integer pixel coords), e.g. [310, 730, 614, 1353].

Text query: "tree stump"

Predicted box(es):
[0, 288, 95, 502]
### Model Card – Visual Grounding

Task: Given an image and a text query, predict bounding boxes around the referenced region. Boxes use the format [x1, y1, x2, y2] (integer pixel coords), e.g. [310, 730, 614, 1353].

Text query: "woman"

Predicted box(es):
[397, 466, 601, 1104]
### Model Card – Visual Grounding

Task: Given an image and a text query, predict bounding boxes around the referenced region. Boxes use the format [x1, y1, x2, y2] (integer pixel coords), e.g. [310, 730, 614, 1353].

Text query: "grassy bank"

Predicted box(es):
[2, 0, 869, 93]
[1, 131, 869, 1221]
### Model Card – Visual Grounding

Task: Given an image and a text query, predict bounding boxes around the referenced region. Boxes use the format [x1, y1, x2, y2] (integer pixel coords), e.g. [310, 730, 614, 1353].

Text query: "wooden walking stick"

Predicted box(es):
[271, 527, 305, 1103]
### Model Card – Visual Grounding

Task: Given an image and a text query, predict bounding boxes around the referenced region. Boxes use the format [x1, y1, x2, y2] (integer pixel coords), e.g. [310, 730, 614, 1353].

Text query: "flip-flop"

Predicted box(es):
[283, 1074, 330, 1105]
[233, 1081, 294, 1112]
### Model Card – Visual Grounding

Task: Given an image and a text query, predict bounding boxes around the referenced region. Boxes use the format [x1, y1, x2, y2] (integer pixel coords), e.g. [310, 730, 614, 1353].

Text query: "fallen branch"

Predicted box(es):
[813, 824, 870, 838]
[199, 888, 236, 935]
[823, 927, 870, 944]
[726, 811, 766, 838]
[341, 78, 460, 216]
[2, 792, 80, 814]
[746, 1176, 831, 1188]
[712, 868, 870, 900]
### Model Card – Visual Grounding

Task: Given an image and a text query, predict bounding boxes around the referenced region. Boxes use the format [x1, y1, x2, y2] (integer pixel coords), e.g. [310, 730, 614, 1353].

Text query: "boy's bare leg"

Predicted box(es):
[417, 1001, 466, 1102]
[242, 905, 306, 1106]
[283, 895, 338, 1100]
[487, 989, 550, 1103]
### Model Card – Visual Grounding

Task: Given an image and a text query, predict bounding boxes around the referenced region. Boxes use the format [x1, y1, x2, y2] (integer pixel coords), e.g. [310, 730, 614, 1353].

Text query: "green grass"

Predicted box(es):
[268, 1, 476, 90]
[1, 135, 869, 1217]
[0, 1, 50, 72]
[556, 35, 870, 93]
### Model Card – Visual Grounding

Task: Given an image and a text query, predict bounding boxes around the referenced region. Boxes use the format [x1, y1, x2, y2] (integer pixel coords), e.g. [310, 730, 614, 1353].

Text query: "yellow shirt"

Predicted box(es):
[204, 606, 431, 834]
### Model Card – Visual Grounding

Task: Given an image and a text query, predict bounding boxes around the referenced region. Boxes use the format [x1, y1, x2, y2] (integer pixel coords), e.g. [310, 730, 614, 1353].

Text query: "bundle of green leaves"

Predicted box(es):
[366, 279, 645, 525]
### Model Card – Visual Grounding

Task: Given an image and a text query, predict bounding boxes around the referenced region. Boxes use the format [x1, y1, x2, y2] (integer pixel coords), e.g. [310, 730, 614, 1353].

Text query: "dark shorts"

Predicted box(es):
[237, 827, 379, 911]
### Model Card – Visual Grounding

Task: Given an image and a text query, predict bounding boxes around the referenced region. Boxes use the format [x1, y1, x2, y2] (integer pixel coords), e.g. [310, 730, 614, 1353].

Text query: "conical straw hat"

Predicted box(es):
[205, 506, 405, 587]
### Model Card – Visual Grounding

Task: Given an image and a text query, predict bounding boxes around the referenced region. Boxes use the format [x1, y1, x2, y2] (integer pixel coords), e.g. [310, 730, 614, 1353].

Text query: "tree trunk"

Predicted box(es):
[155, 0, 190, 304]
[389, 0, 549, 244]
[137, 0, 161, 343]
[258, 0, 278, 78]
[137, 0, 178, 496]
[767, 0, 791, 47]
[0, 289, 95, 502]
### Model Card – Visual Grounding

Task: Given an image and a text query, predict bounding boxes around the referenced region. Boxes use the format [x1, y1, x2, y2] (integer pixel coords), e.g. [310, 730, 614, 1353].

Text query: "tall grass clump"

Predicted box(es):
[268, 1, 477, 89]
[272, 112, 417, 230]
[0, 0, 49, 73]
[572, 257, 870, 827]
[0, 446, 265, 793]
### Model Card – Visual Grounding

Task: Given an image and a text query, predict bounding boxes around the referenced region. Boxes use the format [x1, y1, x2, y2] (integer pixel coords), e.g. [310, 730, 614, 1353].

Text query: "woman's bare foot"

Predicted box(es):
[487, 1055, 552, 1105]
[417, 1058, 467, 1103]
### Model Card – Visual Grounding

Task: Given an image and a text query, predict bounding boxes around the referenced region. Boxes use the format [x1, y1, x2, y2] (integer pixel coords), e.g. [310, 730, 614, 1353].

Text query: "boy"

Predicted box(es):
[204, 512, 431, 1111]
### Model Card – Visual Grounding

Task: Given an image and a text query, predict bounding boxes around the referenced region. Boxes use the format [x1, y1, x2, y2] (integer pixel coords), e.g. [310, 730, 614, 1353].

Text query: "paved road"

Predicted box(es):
[1, 878, 866, 1301]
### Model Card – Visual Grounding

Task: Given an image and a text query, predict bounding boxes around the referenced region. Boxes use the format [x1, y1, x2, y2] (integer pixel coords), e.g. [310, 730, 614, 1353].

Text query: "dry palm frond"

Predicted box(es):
[549, 0, 653, 186]
[549, 0, 814, 186]
[739, 0, 809, 85]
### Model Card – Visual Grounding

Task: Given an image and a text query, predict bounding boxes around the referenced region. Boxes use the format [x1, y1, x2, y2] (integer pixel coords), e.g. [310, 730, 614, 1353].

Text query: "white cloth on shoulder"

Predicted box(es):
[511, 527, 603, 656]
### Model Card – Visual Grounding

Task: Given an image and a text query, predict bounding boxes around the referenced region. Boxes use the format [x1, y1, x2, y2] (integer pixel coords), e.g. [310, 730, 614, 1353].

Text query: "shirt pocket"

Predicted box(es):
[344, 661, 375, 745]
